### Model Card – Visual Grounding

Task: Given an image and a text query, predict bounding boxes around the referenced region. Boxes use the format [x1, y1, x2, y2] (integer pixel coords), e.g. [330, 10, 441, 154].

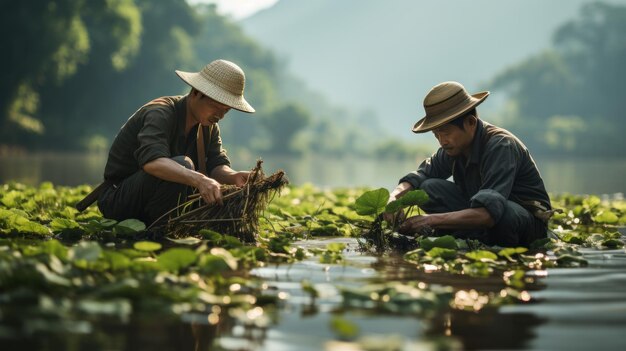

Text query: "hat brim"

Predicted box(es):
[176, 70, 255, 113]
[412, 91, 489, 133]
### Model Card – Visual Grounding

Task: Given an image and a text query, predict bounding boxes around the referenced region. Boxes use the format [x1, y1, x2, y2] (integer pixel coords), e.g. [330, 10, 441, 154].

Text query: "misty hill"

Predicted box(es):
[241, 0, 626, 140]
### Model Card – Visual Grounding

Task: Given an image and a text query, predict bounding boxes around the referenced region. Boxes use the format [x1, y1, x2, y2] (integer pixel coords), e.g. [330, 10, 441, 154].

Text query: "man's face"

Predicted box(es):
[190, 92, 231, 126]
[432, 119, 475, 157]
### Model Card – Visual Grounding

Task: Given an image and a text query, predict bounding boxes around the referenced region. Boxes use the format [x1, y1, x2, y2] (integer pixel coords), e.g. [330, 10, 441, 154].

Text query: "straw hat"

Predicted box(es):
[412, 81, 489, 133]
[175, 60, 255, 113]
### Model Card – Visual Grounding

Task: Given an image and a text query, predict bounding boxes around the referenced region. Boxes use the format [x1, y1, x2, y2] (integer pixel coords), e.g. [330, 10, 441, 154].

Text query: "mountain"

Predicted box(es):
[240, 0, 626, 140]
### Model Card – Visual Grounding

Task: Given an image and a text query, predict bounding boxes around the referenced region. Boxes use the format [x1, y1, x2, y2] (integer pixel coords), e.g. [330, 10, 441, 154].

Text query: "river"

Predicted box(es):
[0, 153, 625, 195]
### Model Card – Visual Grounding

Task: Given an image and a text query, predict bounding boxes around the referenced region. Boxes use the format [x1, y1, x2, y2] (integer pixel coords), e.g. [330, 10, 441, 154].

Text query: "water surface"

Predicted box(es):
[1, 153, 624, 195]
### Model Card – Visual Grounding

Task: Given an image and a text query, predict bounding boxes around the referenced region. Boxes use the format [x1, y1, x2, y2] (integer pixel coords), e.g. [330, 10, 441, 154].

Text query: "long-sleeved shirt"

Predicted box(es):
[399, 120, 551, 222]
[103, 95, 229, 183]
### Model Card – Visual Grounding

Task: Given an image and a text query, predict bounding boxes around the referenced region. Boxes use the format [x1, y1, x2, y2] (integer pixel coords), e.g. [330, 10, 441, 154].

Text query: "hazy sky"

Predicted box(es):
[188, 0, 278, 19]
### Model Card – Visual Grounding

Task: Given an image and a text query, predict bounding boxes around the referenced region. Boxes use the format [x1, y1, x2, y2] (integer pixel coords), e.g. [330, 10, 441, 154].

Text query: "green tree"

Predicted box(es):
[0, 0, 91, 144]
[35, 0, 196, 150]
[490, 2, 626, 155]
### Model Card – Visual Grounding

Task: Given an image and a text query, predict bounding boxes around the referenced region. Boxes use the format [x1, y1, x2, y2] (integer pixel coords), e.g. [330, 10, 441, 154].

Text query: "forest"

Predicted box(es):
[1, 1, 625, 158]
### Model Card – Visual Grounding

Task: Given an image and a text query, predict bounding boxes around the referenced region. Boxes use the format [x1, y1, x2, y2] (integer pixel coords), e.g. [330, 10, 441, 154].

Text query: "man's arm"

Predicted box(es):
[143, 157, 223, 205]
[389, 181, 414, 202]
[210, 164, 250, 187]
[383, 181, 414, 223]
[398, 207, 494, 234]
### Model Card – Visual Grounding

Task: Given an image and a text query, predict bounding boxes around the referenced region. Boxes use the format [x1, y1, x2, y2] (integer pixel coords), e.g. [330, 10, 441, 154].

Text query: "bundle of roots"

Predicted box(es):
[149, 160, 288, 242]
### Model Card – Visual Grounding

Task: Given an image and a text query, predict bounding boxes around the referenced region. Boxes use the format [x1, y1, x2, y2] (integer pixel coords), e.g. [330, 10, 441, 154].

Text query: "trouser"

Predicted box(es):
[419, 178, 547, 247]
[97, 156, 193, 226]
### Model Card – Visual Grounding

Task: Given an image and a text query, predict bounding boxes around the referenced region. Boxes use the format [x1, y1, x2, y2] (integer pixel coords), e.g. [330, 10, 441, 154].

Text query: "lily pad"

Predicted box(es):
[114, 219, 146, 235]
[419, 235, 458, 251]
[593, 211, 619, 224]
[465, 250, 498, 262]
[157, 248, 198, 272]
[167, 237, 202, 245]
[134, 241, 162, 252]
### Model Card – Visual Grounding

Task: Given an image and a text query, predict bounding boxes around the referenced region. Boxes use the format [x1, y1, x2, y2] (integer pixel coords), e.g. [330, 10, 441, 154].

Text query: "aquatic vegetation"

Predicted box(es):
[155, 161, 289, 242]
[0, 182, 624, 347]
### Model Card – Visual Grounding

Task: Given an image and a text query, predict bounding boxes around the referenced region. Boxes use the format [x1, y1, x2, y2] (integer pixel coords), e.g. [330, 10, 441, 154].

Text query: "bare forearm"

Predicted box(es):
[390, 181, 414, 200]
[143, 158, 204, 188]
[429, 208, 495, 230]
[209, 165, 238, 184]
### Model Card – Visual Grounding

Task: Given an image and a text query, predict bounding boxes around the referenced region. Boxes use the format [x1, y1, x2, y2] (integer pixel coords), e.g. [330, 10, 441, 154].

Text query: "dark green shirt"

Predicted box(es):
[103, 95, 230, 182]
[400, 120, 551, 218]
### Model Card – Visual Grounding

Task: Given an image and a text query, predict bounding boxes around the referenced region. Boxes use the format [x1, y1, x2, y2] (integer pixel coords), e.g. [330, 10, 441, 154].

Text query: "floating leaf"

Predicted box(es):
[0, 208, 50, 235]
[0, 190, 21, 207]
[601, 239, 624, 249]
[583, 196, 601, 209]
[157, 248, 197, 272]
[68, 241, 102, 262]
[462, 261, 493, 277]
[355, 188, 389, 216]
[134, 241, 162, 252]
[199, 229, 223, 243]
[114, 219, 145, 235]
[102, 251, 132, 271]
[556, 254, 588, 266]
[209, 248, 237, 270]
[593, 211, 619, 224]
[50, 218, 82, 233]
[426, 247, 457, 260]
[35, 263, 71, 286]
[419, 235, 458, 251]
[498, 247, 528, 257]
[167, 237, 202, 245]
[465, 250, 498, 262]
[330, 316, 360, 340]
[77, 299, 132, 319]
[327, 242, 346, 252]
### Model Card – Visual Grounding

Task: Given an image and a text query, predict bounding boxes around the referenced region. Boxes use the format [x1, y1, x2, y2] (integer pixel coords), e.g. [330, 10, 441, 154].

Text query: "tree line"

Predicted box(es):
[0, 0, 426, 159]
[1, 1, 624, 158]
[488, 2, 626, 156]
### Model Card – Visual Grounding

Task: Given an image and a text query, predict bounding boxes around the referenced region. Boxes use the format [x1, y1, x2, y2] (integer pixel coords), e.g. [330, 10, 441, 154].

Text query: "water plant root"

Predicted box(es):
[150, 160, 288, 242]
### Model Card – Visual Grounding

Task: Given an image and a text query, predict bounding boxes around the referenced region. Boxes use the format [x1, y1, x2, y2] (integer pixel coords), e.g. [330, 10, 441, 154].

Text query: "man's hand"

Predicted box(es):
[383, 208, 405, 225]
[210, 165, 252, 187]
[229, 171, 251, 187]
[195, 176, 223, 205]
[398, 215, 433, 236]
[383, 182, 413, 223]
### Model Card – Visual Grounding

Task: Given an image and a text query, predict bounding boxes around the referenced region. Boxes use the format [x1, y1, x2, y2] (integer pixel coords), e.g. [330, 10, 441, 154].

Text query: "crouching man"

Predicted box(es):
[386, 81, 552, 247]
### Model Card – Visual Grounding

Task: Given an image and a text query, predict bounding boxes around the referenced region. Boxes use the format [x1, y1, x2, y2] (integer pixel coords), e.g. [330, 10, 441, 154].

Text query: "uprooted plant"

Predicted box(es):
[354, 188, 430, 252]
[148, 160, 289, 242]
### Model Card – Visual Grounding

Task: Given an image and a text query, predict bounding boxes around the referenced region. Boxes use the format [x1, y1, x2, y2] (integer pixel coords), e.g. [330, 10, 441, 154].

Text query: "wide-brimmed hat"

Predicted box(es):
[412, 81, 489, 133]
[175, 60, 255, 113]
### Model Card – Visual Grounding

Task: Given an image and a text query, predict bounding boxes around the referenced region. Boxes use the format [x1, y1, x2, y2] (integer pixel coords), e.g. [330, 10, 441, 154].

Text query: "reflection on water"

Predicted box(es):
[0, 153, 625, 194]
[1, 236, 626, 350]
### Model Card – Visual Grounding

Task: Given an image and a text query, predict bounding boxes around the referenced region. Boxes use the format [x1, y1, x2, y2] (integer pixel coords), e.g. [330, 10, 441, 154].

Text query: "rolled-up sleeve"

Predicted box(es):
[470, 189, 507, 224]
[134, 110, 173, 167]
[399, 148, 452, 189]
[469, 136, 521, 223]
[205, 124, 231, 173]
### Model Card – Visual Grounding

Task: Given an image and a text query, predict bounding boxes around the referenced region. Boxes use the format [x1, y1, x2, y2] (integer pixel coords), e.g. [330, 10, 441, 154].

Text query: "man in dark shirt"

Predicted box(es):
[96, 59, 255, 225]
[386, 81, 551, 247]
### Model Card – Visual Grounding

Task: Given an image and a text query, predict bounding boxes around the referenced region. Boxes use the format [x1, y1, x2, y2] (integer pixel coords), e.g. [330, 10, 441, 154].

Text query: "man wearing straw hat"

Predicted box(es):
[79, 60, 255, 225]
[386, 81, 552, 247]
